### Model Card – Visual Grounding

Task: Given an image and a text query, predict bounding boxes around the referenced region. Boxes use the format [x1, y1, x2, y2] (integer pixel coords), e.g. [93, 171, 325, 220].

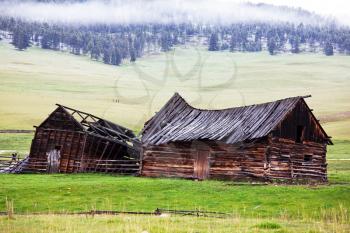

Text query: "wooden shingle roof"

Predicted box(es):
[141, 93, 326, 145]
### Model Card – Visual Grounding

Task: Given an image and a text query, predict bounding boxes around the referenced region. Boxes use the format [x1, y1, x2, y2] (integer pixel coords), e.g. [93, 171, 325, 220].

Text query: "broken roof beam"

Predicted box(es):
[56, 104, 134, 134]
[302, 95, 312, 99]
[91, 124, 141, 147]
[87, 131, 136, 151]
[102, 126, 139, 141]
[56, 104, 101, 121]
[89, 124, 116, 139]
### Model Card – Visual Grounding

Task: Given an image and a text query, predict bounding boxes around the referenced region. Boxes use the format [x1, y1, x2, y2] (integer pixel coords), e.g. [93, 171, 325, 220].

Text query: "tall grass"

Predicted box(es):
[0, 211, 349, 233]
[5, 197, 14, 220]
[0, 199, 348, 233]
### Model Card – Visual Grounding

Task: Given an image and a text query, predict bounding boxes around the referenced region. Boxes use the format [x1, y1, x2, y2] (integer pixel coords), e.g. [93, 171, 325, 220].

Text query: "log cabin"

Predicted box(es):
[25, 105, 140, 174]
[141, 93, 332, 182]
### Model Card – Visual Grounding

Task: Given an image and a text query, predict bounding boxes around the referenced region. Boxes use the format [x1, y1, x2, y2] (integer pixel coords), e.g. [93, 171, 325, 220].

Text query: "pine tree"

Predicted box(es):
[344, 38, 350, 55]
[111, 48, 122, 66]
[160, 32, 171, 52]
[267, 38, 276, 55]
[84, 38, 94, 55]
[91, 39, 102, 60]
[51, 31, 60, 50]
[208, 33, 219, 51]
[70, 33, 82, 55]
[324, 42, 334, 56]
[12, 27, 30, 50]
[102, 48, 111, 64]
[40, 33, 51, 49]
[130, 48, 136, 62]
[291, 36, 300, 54]
[229, 33, 238, 52]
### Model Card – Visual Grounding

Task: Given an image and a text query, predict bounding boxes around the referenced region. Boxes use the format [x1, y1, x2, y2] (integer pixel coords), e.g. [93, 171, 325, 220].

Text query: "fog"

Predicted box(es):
[0, 0, 336, 25]
[248, 0, 350, 26]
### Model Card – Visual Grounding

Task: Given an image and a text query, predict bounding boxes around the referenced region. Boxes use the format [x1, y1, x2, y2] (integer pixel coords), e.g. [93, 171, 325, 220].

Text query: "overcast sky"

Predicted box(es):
[0, 0, 349, 25]
[247, 0, 350, 25]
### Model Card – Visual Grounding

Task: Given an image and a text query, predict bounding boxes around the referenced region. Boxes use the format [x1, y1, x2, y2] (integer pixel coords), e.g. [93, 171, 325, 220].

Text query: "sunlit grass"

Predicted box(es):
[0, 213, 349, 233]
[0, 168, 349, 220]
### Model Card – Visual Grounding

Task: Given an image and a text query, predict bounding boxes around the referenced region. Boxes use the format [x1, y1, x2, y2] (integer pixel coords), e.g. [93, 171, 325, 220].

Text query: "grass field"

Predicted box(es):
[1, 214, 349, 233]
[1, 40, 350, 232]
[0, 166, 349, 233]
[0, 159, 349, 217]
[0, 133, 33, 156]
[0, 40, 350, 139]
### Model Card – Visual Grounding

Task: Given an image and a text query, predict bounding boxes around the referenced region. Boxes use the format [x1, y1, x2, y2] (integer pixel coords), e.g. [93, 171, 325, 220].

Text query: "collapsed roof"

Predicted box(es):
[39, 104, 141, 152]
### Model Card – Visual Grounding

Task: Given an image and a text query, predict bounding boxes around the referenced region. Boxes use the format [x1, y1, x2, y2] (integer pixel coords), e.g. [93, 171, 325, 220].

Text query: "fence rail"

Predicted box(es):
[1, 157, 140, 174]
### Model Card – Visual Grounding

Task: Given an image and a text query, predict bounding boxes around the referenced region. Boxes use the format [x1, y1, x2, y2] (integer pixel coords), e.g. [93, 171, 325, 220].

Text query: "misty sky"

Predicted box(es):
[248, 0, 350, 25]
[0, 0, 349, 25]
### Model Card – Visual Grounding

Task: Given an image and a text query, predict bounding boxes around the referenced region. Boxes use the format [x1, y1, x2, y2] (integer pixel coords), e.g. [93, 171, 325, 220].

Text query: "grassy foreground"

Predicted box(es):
[0, 164, 349, 219]
[1, 140, 349, 217]
[1, 214, 349, 233]
[0, 164, 349, 232]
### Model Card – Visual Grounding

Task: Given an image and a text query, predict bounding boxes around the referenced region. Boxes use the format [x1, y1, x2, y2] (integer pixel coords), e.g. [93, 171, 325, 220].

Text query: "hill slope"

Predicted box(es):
[1, 40, 350, 139]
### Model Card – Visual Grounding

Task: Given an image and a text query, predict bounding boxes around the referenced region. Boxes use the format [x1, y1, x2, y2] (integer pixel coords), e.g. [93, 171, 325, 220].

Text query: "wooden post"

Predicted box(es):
[65, 132, 76, 173]
[95, 141, 109, 172]
[78, 133, 88, 173]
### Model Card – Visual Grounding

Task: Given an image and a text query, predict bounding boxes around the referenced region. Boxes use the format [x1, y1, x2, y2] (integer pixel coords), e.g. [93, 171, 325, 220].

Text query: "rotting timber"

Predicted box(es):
[23, 104, 141, 174]
[141, 93, 332, 182]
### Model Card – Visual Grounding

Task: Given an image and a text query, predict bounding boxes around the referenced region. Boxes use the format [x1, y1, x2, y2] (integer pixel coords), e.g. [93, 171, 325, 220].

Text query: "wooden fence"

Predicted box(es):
[0, 155, 140, 174]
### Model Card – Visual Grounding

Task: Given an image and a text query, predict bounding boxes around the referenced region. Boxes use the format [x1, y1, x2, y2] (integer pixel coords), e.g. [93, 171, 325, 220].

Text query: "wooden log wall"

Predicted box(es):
[28, 129, 139, 174]
[142, 140, 268, 180]
[28, 128, 86, 173]
[142, 138, 327, 182]
[142, 142, 196, 178]
[208, 141, 267, 180]
[266, 137, 327, 182]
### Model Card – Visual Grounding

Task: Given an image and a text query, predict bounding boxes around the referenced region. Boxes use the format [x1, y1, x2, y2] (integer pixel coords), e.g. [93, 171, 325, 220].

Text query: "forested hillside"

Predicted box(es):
[1, 0, 350, 67]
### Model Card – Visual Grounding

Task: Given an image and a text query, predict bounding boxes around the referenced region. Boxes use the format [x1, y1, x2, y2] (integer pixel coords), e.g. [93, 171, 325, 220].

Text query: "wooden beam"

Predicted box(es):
[78, 133, 88, 173]
[302, 95, 312, 98]
[65, 132, 76, 173]
[95, 141, 109, 172]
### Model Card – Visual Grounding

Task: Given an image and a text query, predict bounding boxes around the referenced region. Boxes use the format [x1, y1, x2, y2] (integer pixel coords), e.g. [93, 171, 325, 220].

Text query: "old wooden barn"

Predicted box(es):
[141, 93, 332, 182]
[25, 105, 141, 174]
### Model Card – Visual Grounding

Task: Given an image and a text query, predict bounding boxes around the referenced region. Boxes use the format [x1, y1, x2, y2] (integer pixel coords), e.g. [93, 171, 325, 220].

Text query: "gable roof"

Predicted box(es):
[142, 93, 331, 145]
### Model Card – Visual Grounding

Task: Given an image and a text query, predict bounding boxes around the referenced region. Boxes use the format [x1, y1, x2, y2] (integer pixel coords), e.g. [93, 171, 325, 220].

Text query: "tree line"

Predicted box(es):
[208, 23, 350, 56]
[1, 17, 350, 68]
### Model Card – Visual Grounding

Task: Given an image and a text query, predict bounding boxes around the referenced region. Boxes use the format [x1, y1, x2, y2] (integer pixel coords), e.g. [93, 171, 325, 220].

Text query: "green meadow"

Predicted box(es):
[0, 40, 350, 139]
[0, 40, 350, 232]
[0, 171, 349, 217]
[0, 169, 349, 232]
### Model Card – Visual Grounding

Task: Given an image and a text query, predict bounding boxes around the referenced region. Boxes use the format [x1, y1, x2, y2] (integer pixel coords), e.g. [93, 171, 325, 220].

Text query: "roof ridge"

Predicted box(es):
[172, 93, 308, 112]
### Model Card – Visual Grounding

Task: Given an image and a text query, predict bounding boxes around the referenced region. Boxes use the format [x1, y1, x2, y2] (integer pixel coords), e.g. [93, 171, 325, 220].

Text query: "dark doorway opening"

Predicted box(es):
[296, 125, 304, 143]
